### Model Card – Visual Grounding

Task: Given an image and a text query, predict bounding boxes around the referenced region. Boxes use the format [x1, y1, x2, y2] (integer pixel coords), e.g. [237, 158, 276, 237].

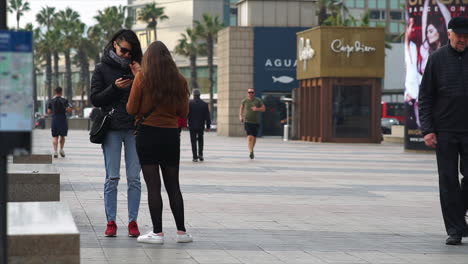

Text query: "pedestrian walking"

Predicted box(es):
[47, 87, 72, 158]
[90, 29, 143, 238]
[188, 89, 211, 162]
[419, 16, 468, 245]
[127, 41, 193, 244]
[239, 88, 265, 159]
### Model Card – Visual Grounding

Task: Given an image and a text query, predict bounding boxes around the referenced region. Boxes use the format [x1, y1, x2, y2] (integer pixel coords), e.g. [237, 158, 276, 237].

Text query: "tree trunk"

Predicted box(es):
[32, 59, 38, 113]
[207, 34, 214, 121]
[64, 50, 72, 103]
[53, 51, 59, 88]
[189, 52, 198, 90]
[153, 20, 157, 41]
[79, 47, 91, 108]
[95, 53, 100, 65]
[45, 51, 52, 100]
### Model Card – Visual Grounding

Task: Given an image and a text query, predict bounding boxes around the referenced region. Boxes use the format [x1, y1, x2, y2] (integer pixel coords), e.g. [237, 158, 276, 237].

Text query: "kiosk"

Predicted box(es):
[296, 26, 385, 143]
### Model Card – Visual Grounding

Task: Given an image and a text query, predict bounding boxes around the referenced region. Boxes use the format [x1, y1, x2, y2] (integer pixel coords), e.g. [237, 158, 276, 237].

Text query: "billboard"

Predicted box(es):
[253, 27, 307, 95]
[404, 0, 467, 149]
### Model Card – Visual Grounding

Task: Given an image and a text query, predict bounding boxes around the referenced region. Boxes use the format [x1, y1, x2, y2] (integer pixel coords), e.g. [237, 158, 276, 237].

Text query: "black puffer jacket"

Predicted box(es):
[90, 51, 134, 130]
[419, 44, 468, 136]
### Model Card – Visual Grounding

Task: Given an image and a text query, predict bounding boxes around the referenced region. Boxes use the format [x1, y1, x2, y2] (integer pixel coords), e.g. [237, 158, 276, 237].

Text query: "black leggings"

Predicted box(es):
[141, 164, 186, 233]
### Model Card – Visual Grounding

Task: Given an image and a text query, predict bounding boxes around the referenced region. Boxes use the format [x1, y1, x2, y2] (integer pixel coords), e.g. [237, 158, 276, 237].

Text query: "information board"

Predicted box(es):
[0, 30, 33, 132]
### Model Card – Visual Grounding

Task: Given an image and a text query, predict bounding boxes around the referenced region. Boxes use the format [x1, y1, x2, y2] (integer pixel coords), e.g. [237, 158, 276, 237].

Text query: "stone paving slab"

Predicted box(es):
[25, 129, 468, 263]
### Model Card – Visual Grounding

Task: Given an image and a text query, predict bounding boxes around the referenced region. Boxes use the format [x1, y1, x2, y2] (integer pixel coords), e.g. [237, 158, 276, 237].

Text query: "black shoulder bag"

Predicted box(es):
[133, 106, 156, 136]
[89, 108, 114, 144]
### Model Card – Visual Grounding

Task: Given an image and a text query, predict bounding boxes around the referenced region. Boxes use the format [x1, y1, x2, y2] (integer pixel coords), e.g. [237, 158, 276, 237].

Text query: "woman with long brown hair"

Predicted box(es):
[127, 41, 192, 244]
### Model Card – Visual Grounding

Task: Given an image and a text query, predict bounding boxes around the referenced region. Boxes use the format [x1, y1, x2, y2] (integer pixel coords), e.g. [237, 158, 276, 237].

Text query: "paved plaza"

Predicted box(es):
[30, 129, 468, 263]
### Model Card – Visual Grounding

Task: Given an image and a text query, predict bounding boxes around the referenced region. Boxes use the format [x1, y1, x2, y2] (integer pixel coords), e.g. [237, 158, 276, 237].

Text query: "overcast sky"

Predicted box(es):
[7, 0, 127, 29]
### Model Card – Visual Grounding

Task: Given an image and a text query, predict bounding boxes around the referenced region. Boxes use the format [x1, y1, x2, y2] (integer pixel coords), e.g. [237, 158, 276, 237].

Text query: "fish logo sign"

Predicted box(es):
[272, 76, 294, 84]
[298, 37, 315, 71]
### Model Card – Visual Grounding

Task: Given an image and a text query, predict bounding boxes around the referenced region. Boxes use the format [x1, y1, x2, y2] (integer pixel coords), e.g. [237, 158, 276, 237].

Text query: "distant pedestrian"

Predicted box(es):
[90, 29, 143, 238]
[188, 89, 211, 162]
[47, 87, 72, 158]
[127, 41, 193, 244]
[418, 16, 468, 245]
[239, 88, 265, 159]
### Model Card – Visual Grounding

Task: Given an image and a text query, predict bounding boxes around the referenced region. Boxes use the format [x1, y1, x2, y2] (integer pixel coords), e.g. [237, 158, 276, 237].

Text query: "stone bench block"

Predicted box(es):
[8, 202, 80, 264]
[7, 164, 60, 202]
[13, 153, 52, 164]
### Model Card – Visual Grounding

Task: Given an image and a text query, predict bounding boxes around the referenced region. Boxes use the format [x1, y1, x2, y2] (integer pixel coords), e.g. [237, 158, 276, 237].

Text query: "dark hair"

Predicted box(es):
[425, 14, 448, 54]
[55, 87, 63, 94]
[104, 29, 143, 63]
[141, 41, 189, 106]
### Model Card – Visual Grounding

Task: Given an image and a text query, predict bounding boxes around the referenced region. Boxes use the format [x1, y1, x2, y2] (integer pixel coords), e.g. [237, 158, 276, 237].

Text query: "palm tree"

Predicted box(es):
[36, 6, 57, 100]
[175, 28, 202, 91]
[138, 2, 168, 45]
[56, 8, 82, 101]
[26, 23, 40, 112]
[87, 25, 105, 64]
[7, 0, 30, 30]
[194, 14, 224, 120]
[94, 6, 132, 41]
[317, 0, 349, 25]
[74, 23, 97, 109]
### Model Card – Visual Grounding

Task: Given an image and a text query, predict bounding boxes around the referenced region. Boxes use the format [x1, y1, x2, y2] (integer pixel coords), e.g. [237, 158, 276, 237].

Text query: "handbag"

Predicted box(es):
[133, 106, 156, 136]
[89, 108, 114, 144]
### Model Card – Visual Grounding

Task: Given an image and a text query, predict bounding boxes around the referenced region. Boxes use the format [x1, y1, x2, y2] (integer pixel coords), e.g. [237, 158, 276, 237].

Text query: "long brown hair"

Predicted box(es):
[141, 41, 189, 106]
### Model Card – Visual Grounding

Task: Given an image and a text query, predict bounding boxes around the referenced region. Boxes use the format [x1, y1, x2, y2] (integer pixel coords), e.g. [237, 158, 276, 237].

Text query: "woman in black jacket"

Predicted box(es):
[90, 29, 143, 238]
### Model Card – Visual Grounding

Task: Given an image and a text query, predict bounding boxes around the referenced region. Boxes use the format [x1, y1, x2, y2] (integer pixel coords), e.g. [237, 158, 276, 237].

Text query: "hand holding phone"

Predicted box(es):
[121, 74, 134, 80]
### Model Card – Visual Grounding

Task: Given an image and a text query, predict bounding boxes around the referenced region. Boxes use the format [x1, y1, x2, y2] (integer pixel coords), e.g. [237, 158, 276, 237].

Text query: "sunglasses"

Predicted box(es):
[116, 42, 132, 55]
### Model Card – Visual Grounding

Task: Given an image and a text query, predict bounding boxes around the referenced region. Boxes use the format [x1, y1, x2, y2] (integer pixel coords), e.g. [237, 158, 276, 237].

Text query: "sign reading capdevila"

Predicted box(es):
[330, 39, 376, 58]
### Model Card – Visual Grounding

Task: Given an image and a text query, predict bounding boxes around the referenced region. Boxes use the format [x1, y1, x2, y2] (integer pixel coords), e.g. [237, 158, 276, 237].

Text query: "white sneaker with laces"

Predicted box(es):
[59, 149, 65, 157]
[176, 233, 193, 243]
[137, 232, 164, 244]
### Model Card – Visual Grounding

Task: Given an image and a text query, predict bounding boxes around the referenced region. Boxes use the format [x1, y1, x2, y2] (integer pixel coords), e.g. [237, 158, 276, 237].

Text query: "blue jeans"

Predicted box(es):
[102, 129, 141, 223]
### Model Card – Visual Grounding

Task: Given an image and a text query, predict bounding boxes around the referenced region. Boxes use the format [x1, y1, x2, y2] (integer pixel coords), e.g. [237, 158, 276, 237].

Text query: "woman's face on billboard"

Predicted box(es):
[427, 24, 440, 44]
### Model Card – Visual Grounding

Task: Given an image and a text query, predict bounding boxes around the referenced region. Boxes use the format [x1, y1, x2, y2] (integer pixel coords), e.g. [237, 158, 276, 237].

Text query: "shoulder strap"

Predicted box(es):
[135, 106, 156, 128]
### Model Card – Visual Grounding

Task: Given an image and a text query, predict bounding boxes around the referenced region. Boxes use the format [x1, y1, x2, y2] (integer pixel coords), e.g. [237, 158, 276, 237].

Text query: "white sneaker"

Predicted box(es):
[137, 232, 164, 244]
[53, 152, 58, 158]
[176, 233, 193, 243]
[59, 149, 65, 157]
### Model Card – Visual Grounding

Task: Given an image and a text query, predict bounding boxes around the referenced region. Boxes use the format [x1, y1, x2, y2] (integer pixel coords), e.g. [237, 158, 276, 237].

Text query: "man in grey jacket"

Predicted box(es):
[419, 16, 468, 245]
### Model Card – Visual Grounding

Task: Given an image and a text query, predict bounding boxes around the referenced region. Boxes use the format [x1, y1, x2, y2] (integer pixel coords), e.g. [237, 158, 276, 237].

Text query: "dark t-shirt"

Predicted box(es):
[47, 96, 70, 118]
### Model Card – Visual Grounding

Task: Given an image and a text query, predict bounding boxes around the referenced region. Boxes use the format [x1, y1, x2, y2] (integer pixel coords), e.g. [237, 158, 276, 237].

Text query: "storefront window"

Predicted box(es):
[356, 0, 365, 8]
[378, 0, 386, 8]
[332, 85, 371, 138]
[390, 0, 399, 9]
[368, 0, 377, 8]
[390, 22, 399, 33]
[346, 0, 356, 7]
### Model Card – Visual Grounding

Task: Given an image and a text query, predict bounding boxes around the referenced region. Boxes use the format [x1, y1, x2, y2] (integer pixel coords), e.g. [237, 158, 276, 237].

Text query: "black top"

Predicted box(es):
[90, 51, 134, 130]
[47, 96, 69, 118]
[418, 44, 468, 136]
[188, 98, 211, 130]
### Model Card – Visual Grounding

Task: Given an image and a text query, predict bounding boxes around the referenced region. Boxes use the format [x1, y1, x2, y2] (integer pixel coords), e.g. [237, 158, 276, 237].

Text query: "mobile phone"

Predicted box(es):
[121, 74, 134, 80]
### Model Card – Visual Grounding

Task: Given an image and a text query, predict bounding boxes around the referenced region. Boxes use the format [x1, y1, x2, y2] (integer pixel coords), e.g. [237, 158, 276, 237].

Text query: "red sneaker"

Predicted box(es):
[128, 221, 140, 237]
[105, 221, 117, 237]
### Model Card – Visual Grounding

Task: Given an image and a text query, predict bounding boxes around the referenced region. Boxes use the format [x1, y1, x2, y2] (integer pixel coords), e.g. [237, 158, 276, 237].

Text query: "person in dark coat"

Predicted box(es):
[187, 89, 211, 162]
[418, 16, 468, 245]
[90, 29, 143, 238]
